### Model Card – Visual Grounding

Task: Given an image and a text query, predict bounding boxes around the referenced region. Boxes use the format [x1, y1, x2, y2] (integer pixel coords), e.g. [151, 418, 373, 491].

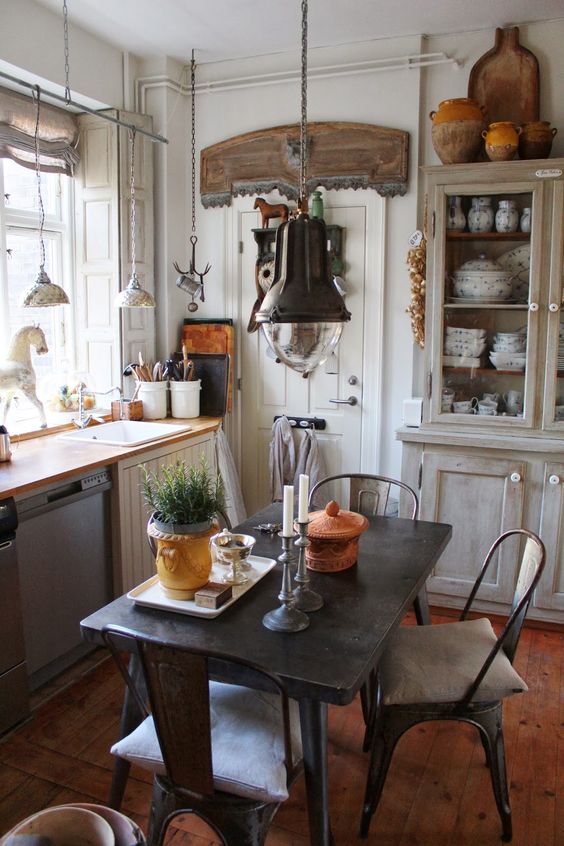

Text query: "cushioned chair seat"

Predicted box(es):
[379, 617, 527, 705]
[111, 681, 302, 803]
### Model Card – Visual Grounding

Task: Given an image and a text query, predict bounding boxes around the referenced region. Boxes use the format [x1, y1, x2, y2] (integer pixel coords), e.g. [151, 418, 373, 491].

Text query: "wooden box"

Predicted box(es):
[112, 399, 143, 421]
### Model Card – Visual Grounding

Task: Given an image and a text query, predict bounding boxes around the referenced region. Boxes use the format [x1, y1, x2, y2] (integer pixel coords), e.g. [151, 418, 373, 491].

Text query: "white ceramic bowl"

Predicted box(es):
[7, 806, 115, 846]
[70, 804, 145, 846]
[493, 340, 526, 353]
[489, 353, 526, 370]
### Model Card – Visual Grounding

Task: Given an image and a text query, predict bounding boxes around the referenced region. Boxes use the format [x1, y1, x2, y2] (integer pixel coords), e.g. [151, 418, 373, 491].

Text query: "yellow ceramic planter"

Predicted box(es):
[482, 121, 522, 161]
[147, 520, 216, 599]
[429, 98, 485, 124]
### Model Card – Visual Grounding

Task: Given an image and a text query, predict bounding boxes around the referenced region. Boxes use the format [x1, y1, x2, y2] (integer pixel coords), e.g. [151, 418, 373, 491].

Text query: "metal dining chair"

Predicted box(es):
[308, 473, 423, 747]
[102, 625, 303, 846]
[359, 528, 546, 842]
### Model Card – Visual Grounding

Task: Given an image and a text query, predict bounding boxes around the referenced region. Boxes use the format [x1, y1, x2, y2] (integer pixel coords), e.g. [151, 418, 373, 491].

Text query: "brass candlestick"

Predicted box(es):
[262, 533, 309, 632]
[293, 519, 323, 611]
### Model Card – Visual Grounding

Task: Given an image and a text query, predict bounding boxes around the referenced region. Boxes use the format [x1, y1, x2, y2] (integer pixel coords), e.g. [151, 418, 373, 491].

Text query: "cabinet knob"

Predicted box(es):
[549, 474, 561, 486]
[510, 472, 522, 483]
[549, 302, 560, 313]
[529, 302, 539, 312]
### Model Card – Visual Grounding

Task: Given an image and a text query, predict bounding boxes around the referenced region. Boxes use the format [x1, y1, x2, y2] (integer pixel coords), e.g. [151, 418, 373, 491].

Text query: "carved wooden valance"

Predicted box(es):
[200, 121, 409, 208]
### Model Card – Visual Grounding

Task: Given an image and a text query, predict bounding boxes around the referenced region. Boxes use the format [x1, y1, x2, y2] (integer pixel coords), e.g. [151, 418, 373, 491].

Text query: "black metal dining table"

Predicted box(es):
[80, 503, 451, 845]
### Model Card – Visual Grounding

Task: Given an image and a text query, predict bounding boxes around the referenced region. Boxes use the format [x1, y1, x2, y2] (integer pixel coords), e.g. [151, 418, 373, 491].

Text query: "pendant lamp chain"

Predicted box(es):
[63, 0, 71, 105]
[191, 51, 197, 238]
[299, 0, 308, 206]
[33, 87, 46, 271]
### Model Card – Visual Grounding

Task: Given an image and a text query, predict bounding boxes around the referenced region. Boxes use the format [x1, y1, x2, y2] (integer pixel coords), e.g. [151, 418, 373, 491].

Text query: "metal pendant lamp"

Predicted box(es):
[255, 0, 350, 374]
[21, 86, 70, 308]
[115, 128, 156, 308]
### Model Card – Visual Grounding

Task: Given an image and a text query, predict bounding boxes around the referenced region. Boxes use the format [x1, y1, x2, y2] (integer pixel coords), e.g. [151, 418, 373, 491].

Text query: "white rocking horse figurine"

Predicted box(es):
[0, 325, 49, 428]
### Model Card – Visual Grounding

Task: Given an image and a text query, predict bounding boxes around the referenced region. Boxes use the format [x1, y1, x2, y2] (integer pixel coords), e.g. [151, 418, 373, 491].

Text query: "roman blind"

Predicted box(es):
[0, 85, 79, 175]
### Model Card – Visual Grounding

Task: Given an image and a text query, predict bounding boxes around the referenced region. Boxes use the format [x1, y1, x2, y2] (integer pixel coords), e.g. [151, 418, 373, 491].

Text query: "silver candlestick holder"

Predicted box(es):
[293, 519, 324, 612]
[262, 533, 310, 632]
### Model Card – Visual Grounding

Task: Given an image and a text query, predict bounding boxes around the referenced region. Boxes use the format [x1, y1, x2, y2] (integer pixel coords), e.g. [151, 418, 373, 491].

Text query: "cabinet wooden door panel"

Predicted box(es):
[421, 452, 525, 603]
[535, 462, 564, 611]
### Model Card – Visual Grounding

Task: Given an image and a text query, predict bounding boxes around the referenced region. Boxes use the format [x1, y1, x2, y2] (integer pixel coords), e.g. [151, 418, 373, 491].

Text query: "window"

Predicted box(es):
[0, 158, 76, 434]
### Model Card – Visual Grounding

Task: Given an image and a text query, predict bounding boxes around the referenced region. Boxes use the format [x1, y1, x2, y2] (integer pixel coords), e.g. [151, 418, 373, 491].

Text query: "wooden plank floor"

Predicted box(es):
[0, 617, 562, 845]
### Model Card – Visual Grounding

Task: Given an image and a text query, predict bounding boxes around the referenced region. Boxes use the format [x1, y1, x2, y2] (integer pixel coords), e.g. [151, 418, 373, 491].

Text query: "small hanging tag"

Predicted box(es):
[325, 350, 339, 375]
[409, 229, 423, 247]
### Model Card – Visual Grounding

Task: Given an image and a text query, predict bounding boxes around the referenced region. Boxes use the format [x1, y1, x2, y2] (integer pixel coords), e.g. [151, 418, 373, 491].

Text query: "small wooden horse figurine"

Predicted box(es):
[0, 325, 49, 428]
[253, 197, 289, 229]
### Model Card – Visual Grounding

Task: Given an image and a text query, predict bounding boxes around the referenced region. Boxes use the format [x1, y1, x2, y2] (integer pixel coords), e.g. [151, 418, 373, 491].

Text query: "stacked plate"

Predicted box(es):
[492, 331, 527, 353]
[497, 244, 530, 302]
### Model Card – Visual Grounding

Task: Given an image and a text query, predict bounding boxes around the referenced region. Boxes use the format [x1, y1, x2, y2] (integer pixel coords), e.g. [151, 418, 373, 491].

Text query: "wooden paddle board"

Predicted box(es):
[468, 27, 540, 126]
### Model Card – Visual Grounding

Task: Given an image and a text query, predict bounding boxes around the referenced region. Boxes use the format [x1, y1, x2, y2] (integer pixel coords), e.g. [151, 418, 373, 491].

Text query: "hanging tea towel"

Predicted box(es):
[269, 416, 296, 502]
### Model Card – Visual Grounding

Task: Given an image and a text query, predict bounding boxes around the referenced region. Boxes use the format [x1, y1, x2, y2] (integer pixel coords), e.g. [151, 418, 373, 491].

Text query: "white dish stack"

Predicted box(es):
[558, 323, 564, 372]
[489, 331, 527, 371]
[443, 326, 487, 367]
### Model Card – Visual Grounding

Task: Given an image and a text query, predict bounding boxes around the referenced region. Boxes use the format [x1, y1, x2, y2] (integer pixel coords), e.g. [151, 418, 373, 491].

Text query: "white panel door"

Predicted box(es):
[237, 195, 377, 514]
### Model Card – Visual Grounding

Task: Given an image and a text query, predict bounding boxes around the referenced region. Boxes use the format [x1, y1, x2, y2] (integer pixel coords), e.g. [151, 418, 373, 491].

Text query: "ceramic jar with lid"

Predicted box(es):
[305, 500, 369, 572]
[446, 196, 466, 231]
[495, 199, 519, 233]
[482, 122, 522, 161]
[452, 254, 514, 300]
[467, 196, 494, 233]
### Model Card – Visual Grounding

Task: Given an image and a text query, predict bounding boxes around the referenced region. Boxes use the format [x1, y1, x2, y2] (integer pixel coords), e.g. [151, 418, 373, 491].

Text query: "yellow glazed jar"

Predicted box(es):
[482, 121, 522, 161]
[429, 98, 485, 124]
[147, 520, 216, 599]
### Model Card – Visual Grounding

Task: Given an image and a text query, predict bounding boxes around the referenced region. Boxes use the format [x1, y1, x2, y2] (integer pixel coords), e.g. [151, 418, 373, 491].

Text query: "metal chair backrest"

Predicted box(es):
[102, 624, 295, 797]
[459, 528, 545, 704]
[309, 473, 418, 520]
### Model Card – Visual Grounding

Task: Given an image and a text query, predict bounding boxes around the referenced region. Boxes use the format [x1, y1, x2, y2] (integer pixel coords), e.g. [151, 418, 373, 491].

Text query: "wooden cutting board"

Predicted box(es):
[468, 27, 540, 125]
[182, 320, 234, 412]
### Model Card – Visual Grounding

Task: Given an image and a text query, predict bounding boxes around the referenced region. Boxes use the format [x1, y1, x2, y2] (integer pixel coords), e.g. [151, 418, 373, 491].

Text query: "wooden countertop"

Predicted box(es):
[0, 417, 222, 499]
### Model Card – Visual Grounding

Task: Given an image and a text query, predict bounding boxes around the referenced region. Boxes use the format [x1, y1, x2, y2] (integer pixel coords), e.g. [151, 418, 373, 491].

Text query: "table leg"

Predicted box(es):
[413, 588, 430, 626]
[109, 654, 146, 810]
[299, 698, 335, 846]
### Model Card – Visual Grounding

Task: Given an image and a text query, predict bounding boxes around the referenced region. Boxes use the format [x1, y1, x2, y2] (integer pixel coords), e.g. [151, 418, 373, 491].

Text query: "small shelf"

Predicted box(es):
[446, 231, 530, 241]
[444, 367, 525, 376]
[444, 303, 529, 310]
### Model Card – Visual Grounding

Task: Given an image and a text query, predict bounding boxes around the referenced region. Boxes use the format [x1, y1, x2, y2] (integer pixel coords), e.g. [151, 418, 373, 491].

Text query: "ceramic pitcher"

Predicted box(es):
[495, 199, 519, 233]
[446, 196, 466, 231]
[468, 196, 494, 233]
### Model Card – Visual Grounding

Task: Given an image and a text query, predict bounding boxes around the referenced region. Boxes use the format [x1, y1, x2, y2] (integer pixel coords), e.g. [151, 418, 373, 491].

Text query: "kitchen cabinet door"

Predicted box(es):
[535, 462, 564, 612]
[421, 451, 526, 605]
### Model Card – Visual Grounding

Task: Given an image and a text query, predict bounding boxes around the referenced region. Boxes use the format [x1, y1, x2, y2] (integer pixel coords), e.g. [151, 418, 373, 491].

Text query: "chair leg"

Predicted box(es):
[202, 800, 280, 846]
[147, 778, 178, 846]
[474, 707, 512, 842]
[413, 588, 430, 625]
[360, 712, 404, 838]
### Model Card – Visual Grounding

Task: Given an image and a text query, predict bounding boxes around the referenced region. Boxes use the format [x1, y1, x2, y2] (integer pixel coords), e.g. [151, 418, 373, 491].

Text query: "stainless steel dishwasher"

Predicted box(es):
[16, 469, 113, 690]
[0, 497, 30, 735]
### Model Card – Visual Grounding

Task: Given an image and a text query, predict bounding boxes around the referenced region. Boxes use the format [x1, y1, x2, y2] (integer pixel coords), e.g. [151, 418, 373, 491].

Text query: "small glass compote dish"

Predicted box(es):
[210, 529, 256, 585]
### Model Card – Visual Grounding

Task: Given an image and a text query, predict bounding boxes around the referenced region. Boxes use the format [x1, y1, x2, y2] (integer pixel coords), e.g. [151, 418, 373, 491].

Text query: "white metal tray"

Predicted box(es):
[127, 555, 277, 618]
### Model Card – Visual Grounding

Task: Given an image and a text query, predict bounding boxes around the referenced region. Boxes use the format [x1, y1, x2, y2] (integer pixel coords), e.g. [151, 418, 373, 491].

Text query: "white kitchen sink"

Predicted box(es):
[59, 420, 192, 447]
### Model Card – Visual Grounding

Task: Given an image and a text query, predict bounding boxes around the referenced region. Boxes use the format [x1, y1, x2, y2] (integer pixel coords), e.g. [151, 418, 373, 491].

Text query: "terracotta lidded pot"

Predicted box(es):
[518, 121, 558, 160]
[429, 98, 486, 164]
[305, 500, 369, 573]
[482, 121, 522, 161]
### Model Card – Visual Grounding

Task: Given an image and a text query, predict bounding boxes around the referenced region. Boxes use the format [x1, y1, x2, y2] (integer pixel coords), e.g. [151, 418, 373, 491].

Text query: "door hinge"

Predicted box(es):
[418, 461, 423, 490]
[237, 377, 242, 390]
[238, 241, 244, 254]
[431, 211, 435, 239]
[427, 371, 432, 399]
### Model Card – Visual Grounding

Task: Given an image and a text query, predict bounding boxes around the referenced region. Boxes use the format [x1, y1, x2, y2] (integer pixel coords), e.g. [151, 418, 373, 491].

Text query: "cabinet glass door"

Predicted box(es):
[431, 181, 542, 427]
[542, 180, 564, 430]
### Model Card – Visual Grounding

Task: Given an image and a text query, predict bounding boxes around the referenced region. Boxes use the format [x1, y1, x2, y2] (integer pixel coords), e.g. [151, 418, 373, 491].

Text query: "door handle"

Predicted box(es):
[329, 396, 358, 406]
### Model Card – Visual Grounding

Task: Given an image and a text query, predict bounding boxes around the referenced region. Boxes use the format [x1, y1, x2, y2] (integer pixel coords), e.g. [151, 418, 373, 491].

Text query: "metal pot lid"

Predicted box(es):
[457, 253, 503, 272]
[307, 501, 369, 540]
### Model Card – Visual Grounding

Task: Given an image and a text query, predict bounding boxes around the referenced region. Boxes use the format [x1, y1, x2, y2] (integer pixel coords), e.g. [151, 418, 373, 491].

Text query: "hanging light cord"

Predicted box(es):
[63, 0, 71, 105]
[32, 86, 46, 271]
[190, 50, 197, 240]
[129, 128, 137, 278]
[300, 0, 308, 206]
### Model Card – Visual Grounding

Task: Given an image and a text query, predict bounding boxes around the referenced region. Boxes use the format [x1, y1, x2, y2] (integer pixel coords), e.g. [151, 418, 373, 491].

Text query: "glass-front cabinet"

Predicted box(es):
[424, 159, 564, 433]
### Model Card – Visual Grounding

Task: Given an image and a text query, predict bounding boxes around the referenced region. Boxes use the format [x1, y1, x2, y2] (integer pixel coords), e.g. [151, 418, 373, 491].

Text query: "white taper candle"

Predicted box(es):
[298, 474, 309, 522]
[282, 485, 294, 537]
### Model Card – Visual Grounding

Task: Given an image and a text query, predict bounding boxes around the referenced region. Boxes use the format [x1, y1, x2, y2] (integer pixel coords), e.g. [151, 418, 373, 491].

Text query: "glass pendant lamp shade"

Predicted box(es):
[256, 212, 350, 373]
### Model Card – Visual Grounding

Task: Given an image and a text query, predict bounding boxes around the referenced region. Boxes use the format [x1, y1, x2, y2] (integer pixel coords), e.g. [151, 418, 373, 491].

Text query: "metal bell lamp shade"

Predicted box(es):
[21, 86, 69, 308]
[255, 0, 350, 374]
[255, 211, 351, 373]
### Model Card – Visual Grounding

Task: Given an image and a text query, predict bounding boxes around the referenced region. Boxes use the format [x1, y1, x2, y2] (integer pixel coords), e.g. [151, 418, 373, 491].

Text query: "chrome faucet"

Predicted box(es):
[72, 385, 124, 429]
